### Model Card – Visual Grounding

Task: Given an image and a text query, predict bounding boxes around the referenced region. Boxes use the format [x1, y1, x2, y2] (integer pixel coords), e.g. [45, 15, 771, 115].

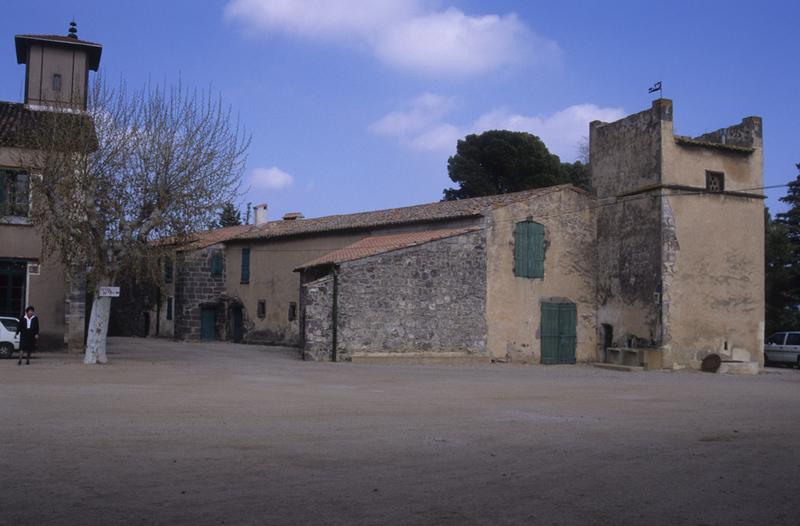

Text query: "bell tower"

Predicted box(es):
[14, 21, 102, 111]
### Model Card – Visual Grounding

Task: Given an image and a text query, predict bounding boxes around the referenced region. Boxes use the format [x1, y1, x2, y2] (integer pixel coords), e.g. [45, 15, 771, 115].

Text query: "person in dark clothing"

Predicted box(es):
[16, 305, 39, 365]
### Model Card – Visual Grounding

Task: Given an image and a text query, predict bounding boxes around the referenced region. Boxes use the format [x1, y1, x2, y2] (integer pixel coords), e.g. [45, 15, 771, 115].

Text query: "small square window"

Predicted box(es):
[257, 300, 266, 319]
[288, 302, 297, 322]
[52, 74, 62, 91]
[706, 171, 724, 192]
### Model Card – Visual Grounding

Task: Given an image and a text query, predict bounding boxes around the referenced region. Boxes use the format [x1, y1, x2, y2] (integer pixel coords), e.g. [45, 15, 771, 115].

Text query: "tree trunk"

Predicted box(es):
[84, 283, 112, 364]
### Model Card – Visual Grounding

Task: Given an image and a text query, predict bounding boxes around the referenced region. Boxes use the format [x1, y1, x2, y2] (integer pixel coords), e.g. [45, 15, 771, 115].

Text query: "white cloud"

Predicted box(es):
[472, 104, 626, 160]
[369, 96, 625, 160]
[369, 93, 455, 137]
[249, 166, 294, 190]
[224, 0, 557, 76]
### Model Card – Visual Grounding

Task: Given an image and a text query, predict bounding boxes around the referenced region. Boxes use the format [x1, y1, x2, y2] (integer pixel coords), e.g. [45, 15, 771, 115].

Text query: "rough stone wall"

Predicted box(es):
[332, 230, 487, 361]
[693, 117, 762, 148]
[591, 101, 668, 350]
[485, 187, 597, 363]
[589, 99, 669, 198]
[175, 244, 227, 340]
[300, 275, 334, 361]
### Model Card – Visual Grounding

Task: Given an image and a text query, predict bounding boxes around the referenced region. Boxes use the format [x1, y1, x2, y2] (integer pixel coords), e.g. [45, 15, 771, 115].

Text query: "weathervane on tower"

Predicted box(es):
[648, 81, 663, 99]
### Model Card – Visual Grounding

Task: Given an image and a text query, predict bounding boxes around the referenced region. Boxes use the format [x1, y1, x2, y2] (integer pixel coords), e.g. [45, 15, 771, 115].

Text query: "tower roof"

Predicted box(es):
[15, 34, 102, 70]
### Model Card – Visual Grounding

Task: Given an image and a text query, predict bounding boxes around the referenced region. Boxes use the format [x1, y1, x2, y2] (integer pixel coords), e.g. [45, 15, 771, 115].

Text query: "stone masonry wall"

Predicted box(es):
[334, 230, 487, 361]
[300, 275, 334, 361]
[175, 244, 227, 340]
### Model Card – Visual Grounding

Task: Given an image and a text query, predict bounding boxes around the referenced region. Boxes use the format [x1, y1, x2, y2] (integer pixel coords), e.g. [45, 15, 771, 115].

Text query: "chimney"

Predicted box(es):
[253, 203, 268, 226]
[282, 212, 305, 221]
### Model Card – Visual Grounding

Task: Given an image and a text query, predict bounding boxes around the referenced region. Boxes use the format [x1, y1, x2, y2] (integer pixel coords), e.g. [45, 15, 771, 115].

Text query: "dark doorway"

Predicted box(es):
[601, 323, 613, 361]
[541, 302, 577, 364]
[230, 305, 243, 343]
[0, 260, 26, 318]
[200, 307, 216, 341]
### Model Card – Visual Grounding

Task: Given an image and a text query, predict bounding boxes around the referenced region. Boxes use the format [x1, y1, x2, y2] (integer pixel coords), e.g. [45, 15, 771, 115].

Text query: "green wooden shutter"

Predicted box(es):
[541, 302, 560, 364]
[514, 222, 528, 277]
[241, 247, 250, 284]
[528, 222, 544, 278]
[515, 221, 544, 278]
[558, 303, 577, 364]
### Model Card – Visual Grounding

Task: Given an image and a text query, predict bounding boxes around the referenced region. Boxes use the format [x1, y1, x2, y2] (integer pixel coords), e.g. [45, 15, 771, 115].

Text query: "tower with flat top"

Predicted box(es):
[590, 99, 765, 370]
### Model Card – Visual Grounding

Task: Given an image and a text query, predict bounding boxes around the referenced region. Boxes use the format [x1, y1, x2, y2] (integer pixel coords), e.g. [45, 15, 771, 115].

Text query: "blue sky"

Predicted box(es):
[2, 1, 797, 220]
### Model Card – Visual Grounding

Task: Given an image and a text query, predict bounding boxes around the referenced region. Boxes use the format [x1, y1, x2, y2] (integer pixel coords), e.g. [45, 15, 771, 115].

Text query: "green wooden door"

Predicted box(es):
[201, 307, 216, 341]
[541, 302, 576, 364]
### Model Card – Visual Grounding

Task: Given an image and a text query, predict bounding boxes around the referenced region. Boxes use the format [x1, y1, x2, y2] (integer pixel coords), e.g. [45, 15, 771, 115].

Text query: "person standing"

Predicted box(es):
[16, 305, 39, 365]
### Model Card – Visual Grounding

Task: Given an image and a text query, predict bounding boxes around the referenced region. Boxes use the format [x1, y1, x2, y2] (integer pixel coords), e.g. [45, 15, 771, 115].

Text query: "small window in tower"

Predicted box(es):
[257, 300, 266, 319]
[52, 74, 62, 91]
[706, 171, 724, 193]
[166, 297, 173, 321]
[288, 302, 297, 322]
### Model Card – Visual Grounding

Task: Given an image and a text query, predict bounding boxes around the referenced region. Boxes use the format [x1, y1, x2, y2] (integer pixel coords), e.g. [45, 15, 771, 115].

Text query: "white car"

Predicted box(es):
[764, 331, 800, 368]
[0, 317, 20, 359]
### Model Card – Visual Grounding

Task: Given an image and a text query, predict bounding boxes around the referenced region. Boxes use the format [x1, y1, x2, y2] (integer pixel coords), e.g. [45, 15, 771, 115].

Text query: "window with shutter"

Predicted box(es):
[211, 251, 223, 276]
[241, 247, 250, 284]
[514, 221, 544, 278]
[164, 257, 173, 283]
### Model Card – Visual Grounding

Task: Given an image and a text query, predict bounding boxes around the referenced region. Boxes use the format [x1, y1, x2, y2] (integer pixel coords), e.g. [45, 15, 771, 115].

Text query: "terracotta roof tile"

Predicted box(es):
[295, 227, 481, 270]
[235, 185, 570, 242]
[180, 224, 255, 251]
[0, 101, 95, 149]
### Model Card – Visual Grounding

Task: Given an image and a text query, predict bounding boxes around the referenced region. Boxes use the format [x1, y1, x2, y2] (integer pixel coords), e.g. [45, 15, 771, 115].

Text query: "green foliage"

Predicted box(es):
[766, 163, 800, 333]
[218, 201, 242, 227]
[443, 131, 564, 200]
[559, 160, 591, 191]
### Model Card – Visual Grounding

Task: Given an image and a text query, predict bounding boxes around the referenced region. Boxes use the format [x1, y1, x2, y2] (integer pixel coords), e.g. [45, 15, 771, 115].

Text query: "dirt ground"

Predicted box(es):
[1, 338, 798, 526]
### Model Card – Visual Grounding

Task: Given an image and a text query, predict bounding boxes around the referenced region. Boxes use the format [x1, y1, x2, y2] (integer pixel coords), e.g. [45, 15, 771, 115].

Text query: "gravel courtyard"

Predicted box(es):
[1, 338, 798, 526]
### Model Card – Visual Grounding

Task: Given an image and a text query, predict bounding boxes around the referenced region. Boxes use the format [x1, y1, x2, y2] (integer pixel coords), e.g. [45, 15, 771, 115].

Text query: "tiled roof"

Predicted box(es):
[0, 101, 95, 149]
[15, 34, 102, 70]
[235, 185, 571, 242]
[295, 227, 480, 270]
[675, 136, 755, 153]
[178, 224, 255, 251]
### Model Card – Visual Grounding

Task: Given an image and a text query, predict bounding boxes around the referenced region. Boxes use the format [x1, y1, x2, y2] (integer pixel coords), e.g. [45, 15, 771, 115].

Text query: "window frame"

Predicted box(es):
[0, 169, 30, 218]
[705, 171, 725, 193]
[240, 247, 250, 284]
[166, 296, 173, 321]
[257, 300, 266, 319]
[210, 251, 223, 276]
[52, 73, 62, 91]
[288, 302, 297, 322]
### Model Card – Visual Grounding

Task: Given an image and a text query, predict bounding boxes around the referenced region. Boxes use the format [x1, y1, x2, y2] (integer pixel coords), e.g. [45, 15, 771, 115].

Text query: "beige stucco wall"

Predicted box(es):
[660, 194, 765, 368]
[485, 187, 597, 363]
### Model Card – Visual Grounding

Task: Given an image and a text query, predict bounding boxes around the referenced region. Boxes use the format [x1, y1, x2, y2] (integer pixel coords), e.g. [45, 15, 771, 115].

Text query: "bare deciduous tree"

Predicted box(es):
[19, 79, 249, 364]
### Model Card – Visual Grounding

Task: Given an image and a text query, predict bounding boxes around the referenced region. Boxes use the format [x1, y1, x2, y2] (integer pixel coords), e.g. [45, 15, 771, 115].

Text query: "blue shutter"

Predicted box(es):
[241, 247, 250, 284]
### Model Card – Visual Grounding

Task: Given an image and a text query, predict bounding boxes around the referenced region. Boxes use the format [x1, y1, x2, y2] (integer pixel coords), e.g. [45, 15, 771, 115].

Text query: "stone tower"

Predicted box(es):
[14, 21, 102, 110]
[590, 99, 764, 370]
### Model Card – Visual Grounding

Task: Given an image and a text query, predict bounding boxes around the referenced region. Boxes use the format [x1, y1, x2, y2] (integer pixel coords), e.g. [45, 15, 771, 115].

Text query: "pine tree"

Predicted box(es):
[218, 202, 242, 227]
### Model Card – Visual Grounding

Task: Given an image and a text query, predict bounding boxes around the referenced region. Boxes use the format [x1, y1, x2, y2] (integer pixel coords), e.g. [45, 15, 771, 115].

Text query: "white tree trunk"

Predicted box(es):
[84, 286, 112, 365]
